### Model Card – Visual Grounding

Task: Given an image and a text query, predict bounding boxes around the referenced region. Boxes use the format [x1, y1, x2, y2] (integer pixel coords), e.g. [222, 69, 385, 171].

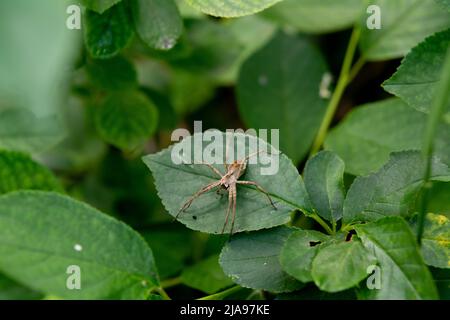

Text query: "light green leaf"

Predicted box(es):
[279, 229, 331, 283]
[311, 241, 375, 293]
[359, 0, 450, 61]
[132, 0, 183, 50]
[0, 191, 159, 299]
[237, 32, 329, 164]
[184, 0, 283, 17]
[219, 227, 304, 293]
[143, 132, 312, 234]
[263, 0, 365, 34]
[304, 151, 345, 223]
[86, 56, 138, 91]
[325, 98, 450, 176]
[0, 150, 62, 195]
[84, 1, 134, 59]
[95, 90, 159, 150]
[419, 213, 450, 268]
[344, 151, 450, 224]
[355, 217, 438, 299]
[181, 254, 233, 294]
[81, 0, 122, 13]
[384, 29, 450, 118]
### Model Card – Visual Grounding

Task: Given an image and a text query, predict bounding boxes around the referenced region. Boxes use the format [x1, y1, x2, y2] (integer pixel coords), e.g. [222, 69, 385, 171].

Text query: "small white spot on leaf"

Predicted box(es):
[74, 244, 83, 252]
[258, 75, 269, 86]
[319, 72, 333, 99]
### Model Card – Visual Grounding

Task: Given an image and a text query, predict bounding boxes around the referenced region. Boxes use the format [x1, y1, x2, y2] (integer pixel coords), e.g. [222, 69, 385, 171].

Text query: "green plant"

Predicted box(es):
[0, 0, 449, 300]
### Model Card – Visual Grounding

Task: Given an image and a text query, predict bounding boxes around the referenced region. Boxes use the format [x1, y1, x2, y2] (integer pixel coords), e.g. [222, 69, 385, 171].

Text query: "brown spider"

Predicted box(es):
[176, 151, 277, 235]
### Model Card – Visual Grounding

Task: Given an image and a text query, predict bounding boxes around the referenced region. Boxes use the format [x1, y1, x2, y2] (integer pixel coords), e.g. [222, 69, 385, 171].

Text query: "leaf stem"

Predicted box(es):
[160, 276, 182, 289]
[153, 287, 171, 300]
[309, 213, 334, 235]
[197, 285, 243, 300]
[417, 47, 450, 245]
[309, 27, 362, 157]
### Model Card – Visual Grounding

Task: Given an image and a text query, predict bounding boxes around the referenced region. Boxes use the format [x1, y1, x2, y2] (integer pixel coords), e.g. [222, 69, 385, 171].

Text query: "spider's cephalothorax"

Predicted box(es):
[176, 152, 277, 235]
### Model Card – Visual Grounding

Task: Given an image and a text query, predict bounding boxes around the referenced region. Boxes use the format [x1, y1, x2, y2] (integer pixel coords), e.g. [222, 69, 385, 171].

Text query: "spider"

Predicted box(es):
[175, 150, 277, 235]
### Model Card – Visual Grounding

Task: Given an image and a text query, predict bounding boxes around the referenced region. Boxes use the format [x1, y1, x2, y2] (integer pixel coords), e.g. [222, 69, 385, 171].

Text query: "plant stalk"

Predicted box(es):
[197, 285, 243, 300]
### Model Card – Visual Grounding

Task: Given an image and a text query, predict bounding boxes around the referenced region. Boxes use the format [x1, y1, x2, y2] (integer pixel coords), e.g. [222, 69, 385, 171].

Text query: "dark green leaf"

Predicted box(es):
[81, 0, 122, 13]
[143, 132, 312, 234]
[95, 90, 159, 150]
[0, 273, 43, 300]
[279, 229, 331, 283]
[0, 191, 159, 299]
[132, 0, 183, 50]
[304, 151, 345, 223]
[343, 151, 450, 224]
[84, 1, 134, 59]
[355, 217, 438, 299]
[237, 32, 329, 164]
[181, 254, 233, 294]
[219, 227, 304, 293]
[384, 28, 450, 118]
[0, 150, 63, 195]
[86, 56, 138, 91]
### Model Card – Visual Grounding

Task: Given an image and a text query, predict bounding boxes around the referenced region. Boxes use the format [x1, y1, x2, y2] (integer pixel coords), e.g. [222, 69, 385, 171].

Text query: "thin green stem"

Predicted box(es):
[309, 27, 362, 157]
[160, 276, 182, 289]
[309, 213, 333, 235]
[197, 285, 243, 300]
[417, 47, 450, 245]
[153, 287, 171, 300]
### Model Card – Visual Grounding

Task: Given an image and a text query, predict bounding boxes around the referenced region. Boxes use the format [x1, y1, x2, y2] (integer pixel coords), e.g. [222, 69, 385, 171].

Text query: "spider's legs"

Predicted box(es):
[229, 185, 238, 236]
[221, 187, 234, 234]
[176, 181, 222, 219]
[181, 161, 223, 178]
[237, 180, 277, 210]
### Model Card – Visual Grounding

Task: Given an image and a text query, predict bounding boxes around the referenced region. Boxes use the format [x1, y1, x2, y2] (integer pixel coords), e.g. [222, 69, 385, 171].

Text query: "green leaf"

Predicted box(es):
[81, 0, 122, 13]
[344, 151, 450, 224]
[237, 32, 329, 164]
[355, 217, 438, 299]
[0, 191, 159, 299]
[184, 0, 283, 17]
[325, 98, 450, 176]
[143, 132, 312, 234]
[359, 0, 450, 61]
[311, 241, 375, 293]
[263, 0, 364, 34]
[383, 29, 450, 118]
[0, 150, 63, 195]
[0, 273, 43, 300]
[219, 227, 304, 293]
[86, 56, 138, 91]
[436, 0, 450, 10]
[84, 1, 134, 59]
[279, 229, 331, 283]
[304, 151, 345, 223]
[132, 0, 183, 50]
[428, 182, 450, 216]
[419, 213, 450, 268]
[181, 254, 233, 294]
[95, 90, 159, 150]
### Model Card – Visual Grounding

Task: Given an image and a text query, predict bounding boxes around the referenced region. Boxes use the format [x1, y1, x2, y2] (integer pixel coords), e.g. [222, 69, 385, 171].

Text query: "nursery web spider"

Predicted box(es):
[176, 150, 277, 235]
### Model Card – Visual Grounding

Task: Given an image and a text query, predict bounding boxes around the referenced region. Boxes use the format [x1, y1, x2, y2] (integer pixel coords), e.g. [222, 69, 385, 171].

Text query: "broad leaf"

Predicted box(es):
[418, 213, 450, 268]
[263, 0, 364, 34]
[181, 254, 233, 294]
[0, 191, 159, 299]
[143, 132, 312, 234]
[343, 151, 450, 224]
[132, 0, 183, 50]
[325, 98, 450, 176]
[311, 241, 375, 293]
[95, 90, 159, 150]
[355, 217, 438, 299]
[384, 29, 450, 118]
[184, 0, 283, 17]
[237, 32, 329, 164]
[81, 0, 122, 13]
[279, 229, 331, 283]
[428, 182, 450, 216]
[0, 274, 42, 300]
[359, 0, 450, 61]
[304, 151, 345, 223]
[436, 0, 450, 10]
[0, 151, 62, 195]
[219, 227, 304, 293]
[84, 1, 134, 59]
